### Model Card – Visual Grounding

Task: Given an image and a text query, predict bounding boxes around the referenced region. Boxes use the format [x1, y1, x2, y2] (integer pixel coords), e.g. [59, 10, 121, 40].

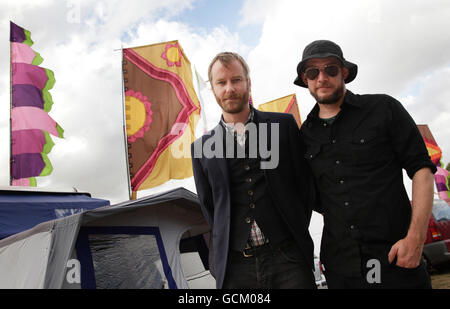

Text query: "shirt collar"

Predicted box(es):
[220, 105, 255, 133]
[306, 90, 361, 122]
[342, 90, 363, 109]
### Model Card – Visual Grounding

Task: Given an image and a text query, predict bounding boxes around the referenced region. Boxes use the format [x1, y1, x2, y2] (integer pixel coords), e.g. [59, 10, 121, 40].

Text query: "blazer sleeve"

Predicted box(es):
[191, 141, 214, 227]
[286, 115, 316, 217]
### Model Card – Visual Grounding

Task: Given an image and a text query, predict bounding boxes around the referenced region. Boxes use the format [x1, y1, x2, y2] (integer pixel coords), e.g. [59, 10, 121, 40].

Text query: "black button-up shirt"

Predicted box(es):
[300, 90, 436, 276]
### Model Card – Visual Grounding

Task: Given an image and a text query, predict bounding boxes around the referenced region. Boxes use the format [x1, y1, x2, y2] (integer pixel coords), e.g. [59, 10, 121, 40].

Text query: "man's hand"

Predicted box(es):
[388, 234, 424, 268]
[388, 168, 434, 269]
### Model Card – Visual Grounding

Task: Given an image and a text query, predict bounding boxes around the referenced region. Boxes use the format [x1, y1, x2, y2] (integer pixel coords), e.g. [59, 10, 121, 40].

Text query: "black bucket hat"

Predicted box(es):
[294, 40, 358, 88]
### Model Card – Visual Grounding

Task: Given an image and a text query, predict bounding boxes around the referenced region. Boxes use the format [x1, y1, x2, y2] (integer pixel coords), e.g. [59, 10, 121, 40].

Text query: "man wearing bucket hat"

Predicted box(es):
[295, 40, 437, 288]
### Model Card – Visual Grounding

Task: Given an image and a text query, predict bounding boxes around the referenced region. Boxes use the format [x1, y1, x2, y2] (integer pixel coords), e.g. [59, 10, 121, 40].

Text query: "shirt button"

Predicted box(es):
[335, 160, 340, 165]
[245, 217, 252, 224]
[248, 190, 254, 196]
[249, 203, 255, 209]
[323, 123, 328, 127]
[244, 165, 250, 171]
[246, 177, 252, 183]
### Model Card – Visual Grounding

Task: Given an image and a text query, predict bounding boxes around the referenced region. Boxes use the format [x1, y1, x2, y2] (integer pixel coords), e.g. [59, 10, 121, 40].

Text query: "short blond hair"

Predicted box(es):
[208, 52, 250, 84]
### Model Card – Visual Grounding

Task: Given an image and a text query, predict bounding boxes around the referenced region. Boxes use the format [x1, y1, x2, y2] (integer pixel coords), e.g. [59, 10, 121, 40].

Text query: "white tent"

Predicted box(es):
[0, 187, 215, 289]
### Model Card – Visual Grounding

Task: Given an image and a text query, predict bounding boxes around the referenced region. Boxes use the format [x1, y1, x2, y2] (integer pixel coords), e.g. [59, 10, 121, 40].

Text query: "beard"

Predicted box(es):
[215, 91, 250, 114]
[310, 82, 345, 105]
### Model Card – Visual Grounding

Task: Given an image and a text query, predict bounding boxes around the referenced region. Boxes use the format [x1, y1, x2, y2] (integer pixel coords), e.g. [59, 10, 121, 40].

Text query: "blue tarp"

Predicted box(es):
[0, 191, 110, 239]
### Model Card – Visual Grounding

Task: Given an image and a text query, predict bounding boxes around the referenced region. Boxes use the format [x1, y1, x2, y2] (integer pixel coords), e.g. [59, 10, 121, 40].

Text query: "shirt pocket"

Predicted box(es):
[304, 144, 321, 160]
[351, 129, 387, 165]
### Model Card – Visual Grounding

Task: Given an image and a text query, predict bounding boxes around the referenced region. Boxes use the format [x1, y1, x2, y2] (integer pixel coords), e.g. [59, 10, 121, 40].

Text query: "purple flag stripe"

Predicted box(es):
[11, 153, 45, 179]
[436, 182, 448, 192]
[12, 84, 44, 109]
[11, 129, 45, 155]
[10, 21, 26, 43]
[12, 63, 48, 89]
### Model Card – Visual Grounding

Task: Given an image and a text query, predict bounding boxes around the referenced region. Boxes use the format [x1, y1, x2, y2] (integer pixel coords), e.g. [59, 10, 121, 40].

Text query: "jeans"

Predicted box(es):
[222, 239, 316, 289]
[324, 248, 432, 289]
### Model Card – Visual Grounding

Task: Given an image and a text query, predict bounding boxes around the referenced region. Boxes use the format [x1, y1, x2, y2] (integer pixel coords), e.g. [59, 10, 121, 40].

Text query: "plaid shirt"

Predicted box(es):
[220, 110, 269, 247]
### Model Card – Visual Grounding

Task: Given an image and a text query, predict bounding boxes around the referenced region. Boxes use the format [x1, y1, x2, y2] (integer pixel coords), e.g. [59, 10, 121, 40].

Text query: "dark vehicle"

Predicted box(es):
[423, 199, 450, 271]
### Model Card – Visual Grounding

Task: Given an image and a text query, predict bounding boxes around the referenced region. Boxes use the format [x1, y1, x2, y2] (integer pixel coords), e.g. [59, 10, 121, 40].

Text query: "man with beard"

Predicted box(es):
[191, 52, 316, 289]
[295, 40, 436, 288]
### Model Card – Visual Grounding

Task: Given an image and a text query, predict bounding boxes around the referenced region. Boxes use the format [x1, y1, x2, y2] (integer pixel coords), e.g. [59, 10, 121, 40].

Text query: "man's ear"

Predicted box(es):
[342, 67, 349, 80]
[302, 73, 308, 86]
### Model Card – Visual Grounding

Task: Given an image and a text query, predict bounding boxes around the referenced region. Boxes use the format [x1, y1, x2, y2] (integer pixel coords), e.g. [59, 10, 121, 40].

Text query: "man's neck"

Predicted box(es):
[318, 89, 346, 119]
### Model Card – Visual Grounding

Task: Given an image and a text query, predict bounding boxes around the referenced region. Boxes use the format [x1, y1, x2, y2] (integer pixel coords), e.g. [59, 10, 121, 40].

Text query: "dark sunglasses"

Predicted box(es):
[304, 65, 340, 80]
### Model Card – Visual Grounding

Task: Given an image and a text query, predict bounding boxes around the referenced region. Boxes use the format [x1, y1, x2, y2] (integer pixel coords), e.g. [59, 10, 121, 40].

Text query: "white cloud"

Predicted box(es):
[399, 67, 450, 165]
[238, 0, 274, 27]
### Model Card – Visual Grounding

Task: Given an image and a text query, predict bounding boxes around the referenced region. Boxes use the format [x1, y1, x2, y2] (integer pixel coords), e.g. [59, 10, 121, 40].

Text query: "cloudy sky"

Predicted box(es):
[1, 1, 449, 247]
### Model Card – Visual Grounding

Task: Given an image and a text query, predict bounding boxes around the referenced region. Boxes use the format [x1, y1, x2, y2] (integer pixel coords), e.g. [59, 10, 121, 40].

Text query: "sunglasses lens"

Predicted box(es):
[324, 65, 339, 77]
[305, 68, 320, 80]
[305, 65, 340, 80]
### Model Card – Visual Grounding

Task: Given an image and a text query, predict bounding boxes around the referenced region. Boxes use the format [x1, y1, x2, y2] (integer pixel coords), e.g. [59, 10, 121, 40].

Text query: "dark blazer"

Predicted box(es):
[191, 109, 315, 288]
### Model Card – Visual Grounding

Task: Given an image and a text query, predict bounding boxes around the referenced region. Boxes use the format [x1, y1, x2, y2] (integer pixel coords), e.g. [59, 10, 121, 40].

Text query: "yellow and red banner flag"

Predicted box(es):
[257, 93, 302, 128]
[122, 41, 200, 193]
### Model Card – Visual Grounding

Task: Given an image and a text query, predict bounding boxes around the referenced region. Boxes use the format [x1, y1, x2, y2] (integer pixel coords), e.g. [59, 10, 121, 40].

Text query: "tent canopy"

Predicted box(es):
[0, 187, 214, 289]
[0, 187, 110, 239]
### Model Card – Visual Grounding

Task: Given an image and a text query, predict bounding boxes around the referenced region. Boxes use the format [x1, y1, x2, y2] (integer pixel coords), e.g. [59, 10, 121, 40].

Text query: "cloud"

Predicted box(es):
[400, 67, 450, 164]
[238, 0, 274, 27]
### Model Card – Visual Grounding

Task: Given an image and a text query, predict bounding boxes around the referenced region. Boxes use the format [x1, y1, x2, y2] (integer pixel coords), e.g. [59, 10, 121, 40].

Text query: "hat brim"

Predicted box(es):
[293, 53, 358, 88]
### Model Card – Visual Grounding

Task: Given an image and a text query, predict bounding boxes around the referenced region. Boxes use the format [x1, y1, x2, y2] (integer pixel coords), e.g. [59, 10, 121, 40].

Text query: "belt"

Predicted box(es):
[242, 243, 260, 258]
[240, 238, 293, 258]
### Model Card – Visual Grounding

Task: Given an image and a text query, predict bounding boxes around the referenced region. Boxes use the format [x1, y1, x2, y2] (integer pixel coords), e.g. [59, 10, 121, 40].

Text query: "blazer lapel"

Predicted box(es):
[254, 109, 272, 161]
[209, 124, 230, 184]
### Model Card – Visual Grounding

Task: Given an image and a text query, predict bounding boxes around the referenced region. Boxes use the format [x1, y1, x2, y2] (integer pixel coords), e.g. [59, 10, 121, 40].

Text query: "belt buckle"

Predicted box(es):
[243, 244, 253, 258]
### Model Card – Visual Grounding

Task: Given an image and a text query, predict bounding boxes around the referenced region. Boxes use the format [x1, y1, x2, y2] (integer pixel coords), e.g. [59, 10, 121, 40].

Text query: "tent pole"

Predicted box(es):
[131, 191, 137, 200]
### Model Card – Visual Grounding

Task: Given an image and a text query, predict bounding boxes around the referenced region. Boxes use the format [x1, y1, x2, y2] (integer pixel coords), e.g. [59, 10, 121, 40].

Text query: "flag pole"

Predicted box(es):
[120, 45, 134, 200]
[194, 66, 208, 135]
[9, 22, 13, 186]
